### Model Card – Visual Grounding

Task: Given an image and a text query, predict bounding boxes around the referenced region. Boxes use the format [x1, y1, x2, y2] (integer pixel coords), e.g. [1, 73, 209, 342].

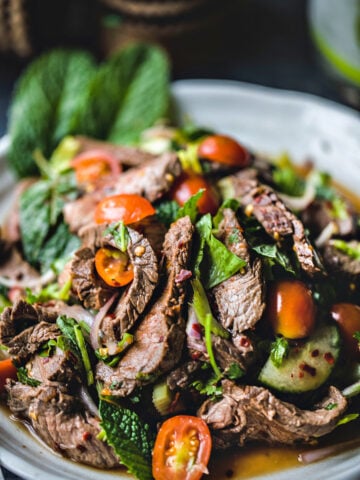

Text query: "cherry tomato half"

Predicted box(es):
[267, 280, 316, 339]
[71, 149, 121, 184]
[95, 247, 134, 287]
[170, 173, 219, 216]
[198, 134, 250, 167]
[94, 194, 156, 225]
[153, 415, 212, 480]
[330, 303, 360, 360]
[0, 358, 17, 392]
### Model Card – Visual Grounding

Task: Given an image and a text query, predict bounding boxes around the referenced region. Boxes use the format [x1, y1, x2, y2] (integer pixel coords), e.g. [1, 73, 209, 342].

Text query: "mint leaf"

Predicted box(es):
[270, 337, 289, 368]
[252, 243, 296, 275]
[79, 43, 169, 145]
[226, 363, 245, 380]
[156, 200, 180, 227]
[273, 165, 305, 197]
[99, 400, 154, 480]
[17, 367, 41, 387]
[177, 190, 204, 223]
[8, 49, 96, 177]
[196, 214, 246, 289]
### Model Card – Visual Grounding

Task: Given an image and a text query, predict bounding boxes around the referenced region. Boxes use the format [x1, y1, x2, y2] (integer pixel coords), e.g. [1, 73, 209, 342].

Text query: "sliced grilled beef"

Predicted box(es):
[0, 300, 59, 363]
[322, 240, 360, 277]
[198, 380, 347, 449]
[166, 361, 202, 391]
[230, 171, 321, 275]
[97, 216, 194, 396]
[0, 243, 40, 287]
[6, 381, 118, 468]
[213, 208, 265, 333]
[64, 152, 181, 233]
[71, 224, 158, 339]
[75, 135, 156, 168]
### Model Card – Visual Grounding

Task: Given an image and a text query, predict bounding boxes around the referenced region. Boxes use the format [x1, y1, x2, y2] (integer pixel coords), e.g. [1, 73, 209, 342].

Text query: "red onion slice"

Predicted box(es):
[90, 293, 117, 350]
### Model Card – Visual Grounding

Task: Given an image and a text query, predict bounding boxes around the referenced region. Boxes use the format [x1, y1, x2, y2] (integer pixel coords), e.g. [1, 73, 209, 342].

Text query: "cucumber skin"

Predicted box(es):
[258, 324, 341, 394]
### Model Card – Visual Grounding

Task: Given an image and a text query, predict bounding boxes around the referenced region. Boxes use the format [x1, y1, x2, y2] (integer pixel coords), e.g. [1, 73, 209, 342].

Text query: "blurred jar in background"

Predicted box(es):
[309, 0, 360, 107]
[98, 0, 228, 72]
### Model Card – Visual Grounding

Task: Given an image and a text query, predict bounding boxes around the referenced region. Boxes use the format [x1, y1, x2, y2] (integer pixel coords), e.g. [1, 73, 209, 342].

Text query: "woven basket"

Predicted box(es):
[0, 0, 32, 57]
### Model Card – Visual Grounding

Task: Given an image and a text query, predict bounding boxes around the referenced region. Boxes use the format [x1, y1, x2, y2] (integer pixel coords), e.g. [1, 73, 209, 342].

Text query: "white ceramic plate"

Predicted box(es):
[1, 80, 360, 480]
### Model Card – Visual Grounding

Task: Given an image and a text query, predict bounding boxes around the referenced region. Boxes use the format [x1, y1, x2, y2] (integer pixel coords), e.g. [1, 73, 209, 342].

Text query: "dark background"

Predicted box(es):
[0, 0, 354, 139]
[0, 0, 358, 479]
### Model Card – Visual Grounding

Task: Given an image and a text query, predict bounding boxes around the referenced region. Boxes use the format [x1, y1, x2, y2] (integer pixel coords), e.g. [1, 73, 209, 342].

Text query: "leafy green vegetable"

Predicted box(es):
[156, 200, 180, 227]
[332, 240, 360, 261]
[324, 402, 338, 411]
[78, 43, 169, 145]
[204, 313, 222, 378]
[56, 316, 79, 353]
[74, 324, 94, 386]
[191, 374, 223, 399]
[226, 363, 245, 380]
[270, 337, 290, 367]
[272, 153, 305, 197]
[177, 143, 202, 174]
[19, 169, 80, 272]
[354, 331, 360, 342]
[17, 367, 41, 387]
[174, 124, 213, 144]
[191, 278, 229, 339]
[99, 400, 154, 480]
[25, 278, 72, 304]
[337, 413, 359, 426]
[105, 221, 130, 253]
[8, 50, 96, 177]
[195, 214, 246, 289]
[252, 243, 296, 275]
[177, 190, 204, 223]
[330, 197, 349, 220]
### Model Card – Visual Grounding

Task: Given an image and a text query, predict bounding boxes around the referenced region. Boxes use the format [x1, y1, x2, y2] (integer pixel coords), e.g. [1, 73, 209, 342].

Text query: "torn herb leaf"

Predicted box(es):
[99, 400, 154, 480]
[177, 189, 204, 224]
[155, 200, 179, 227]
[270, 337, 290, 368]
[226, 363, 245, 380]
[17, 367, 41, 387]
[106, 221, 130, 253]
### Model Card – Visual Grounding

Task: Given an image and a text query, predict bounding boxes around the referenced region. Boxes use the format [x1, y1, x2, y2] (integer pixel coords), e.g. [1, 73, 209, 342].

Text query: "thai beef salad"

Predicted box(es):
[1, 46, 360, 480]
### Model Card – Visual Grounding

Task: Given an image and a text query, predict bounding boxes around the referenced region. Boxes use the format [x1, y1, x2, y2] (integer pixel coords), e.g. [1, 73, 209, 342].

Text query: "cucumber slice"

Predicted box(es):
[258, 324, 341, 394]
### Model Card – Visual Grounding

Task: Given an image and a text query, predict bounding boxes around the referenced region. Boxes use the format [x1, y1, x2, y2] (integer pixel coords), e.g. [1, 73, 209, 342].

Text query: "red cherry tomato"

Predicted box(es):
[152, 415, 212, 480]
[71, 150, 121, 184]
[330, 303, 360, 360]
[170, 174, 219, 215]
[267, 280, 316, 339]
[95, 247, 134, 287]
[198, 134, 250, 167]
[94, 194, 156, 225]
[0, 359, 17, 392]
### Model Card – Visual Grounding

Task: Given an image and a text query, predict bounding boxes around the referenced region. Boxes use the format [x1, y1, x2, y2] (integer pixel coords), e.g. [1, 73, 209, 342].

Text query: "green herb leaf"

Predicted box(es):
[324, 402, 338, 411]
[204, 314, 222, 379]
[226, 363, 245, 380]
[0, 294, 11, 314]
[191, 278, 229, 339]
[105, 221, 130, 253]
[337, 413, 359, 426]
[195, 214, 246, 289]
[56, 316, 79, 353]
[17, 367, 41, 387]
[270, 337, 290, 368]
[272, 155, 305, 197]
[99, 400, 154, 480]
[8, 49, 96, 177]
[177, 190, 204, 224]
[252, 243, 296, 275]
[177, 144, 202, 174]
[354, 331, 360, 342]
[25, 278, 72, 304]
[332, 240, 360, 261]
[79, 43, 169, 145]
[74, 324, 94, 386]
[156, 200, 180, 227]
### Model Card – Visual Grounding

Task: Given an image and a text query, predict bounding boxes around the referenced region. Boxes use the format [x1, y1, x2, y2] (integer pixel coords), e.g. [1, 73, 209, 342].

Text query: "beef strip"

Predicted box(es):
[96, 216, 194, 396]
[212, 208, 265, 333]
[166, 361, 202, 391]
[0, 300, 59, 362]
[70, 247, 115, 310]
[6, 381, 118, 469]
[198, 380, 347, 449]
[230, 170, 321, 275]
[64, 152, 181, 233]
[0, 243, 40, 286]
[71, 223, 158, 338]
[322, 240, 360, 277]
[75, 135, 156, 168]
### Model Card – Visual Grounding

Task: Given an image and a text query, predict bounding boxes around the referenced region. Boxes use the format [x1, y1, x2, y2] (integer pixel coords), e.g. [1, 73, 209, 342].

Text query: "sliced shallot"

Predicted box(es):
[90, 293, 117, 350]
